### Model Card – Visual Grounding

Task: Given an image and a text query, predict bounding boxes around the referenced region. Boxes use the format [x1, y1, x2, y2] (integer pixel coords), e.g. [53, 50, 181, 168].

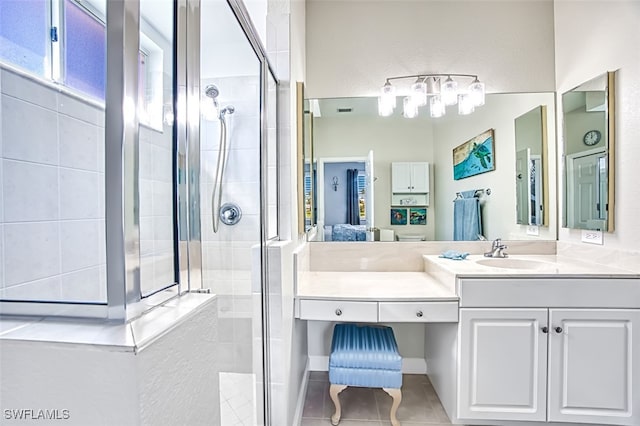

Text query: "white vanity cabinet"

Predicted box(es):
[391, 162, 429, 193]
[458, 308, 548, 422]
[547, 309, 640, 425]
[456, 278, 640, 426]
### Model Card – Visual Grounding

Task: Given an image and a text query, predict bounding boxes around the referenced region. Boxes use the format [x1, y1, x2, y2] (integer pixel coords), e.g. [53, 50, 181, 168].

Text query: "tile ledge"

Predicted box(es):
[0, 293, 216, 352]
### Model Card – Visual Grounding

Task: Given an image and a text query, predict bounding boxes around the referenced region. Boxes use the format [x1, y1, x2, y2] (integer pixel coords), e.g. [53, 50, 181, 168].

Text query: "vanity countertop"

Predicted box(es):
[423, 254, 640, 278]
[296, 271, 457, 301]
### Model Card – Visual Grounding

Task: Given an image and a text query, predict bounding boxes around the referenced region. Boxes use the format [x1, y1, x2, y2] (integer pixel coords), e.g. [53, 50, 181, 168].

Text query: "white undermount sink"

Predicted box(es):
[475, 258, 550, 270]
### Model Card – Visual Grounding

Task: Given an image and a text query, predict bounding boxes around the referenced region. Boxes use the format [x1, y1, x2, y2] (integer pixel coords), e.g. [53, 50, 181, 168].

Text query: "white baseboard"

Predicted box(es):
[402, 357, 427, 374]
[308, 355, 427, 374]
[308, 355, 329, 371]
[292, 360, 310, 426]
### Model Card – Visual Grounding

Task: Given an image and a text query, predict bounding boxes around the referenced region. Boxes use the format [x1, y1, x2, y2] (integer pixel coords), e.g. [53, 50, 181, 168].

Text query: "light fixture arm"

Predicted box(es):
[384, 73, 478, 83]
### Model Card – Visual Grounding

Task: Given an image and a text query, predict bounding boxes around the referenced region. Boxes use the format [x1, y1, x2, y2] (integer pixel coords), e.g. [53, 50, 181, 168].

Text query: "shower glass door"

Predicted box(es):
[199, 1, 266, 424]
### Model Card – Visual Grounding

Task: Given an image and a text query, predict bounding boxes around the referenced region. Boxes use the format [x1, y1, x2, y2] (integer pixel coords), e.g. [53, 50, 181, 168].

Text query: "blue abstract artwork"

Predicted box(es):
[453, 129, 495, 180]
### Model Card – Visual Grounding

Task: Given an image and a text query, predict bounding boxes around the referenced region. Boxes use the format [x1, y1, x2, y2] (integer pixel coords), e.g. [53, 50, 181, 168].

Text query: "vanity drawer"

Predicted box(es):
[378, 301, 458, 323]
[299, 300, 378, 322]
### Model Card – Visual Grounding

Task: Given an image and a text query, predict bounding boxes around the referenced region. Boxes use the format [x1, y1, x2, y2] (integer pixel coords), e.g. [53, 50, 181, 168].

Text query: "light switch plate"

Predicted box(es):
[526, 226, 539, 236]
[581, 229, 603, 245]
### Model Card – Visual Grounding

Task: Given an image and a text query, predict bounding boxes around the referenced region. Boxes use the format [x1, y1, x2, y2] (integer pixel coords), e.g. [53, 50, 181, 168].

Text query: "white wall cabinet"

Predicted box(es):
[459, 308, 640, 426]
[391, 162, 429, 193]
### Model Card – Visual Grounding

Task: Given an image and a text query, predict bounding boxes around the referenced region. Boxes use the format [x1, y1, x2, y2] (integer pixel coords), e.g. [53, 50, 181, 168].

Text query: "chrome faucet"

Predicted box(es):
[484, 238, 508, 258]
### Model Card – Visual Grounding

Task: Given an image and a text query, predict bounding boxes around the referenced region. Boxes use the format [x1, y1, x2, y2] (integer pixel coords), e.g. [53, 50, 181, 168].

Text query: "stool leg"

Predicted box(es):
[383, 388, 402, 426]
[329, 384, 347, 425]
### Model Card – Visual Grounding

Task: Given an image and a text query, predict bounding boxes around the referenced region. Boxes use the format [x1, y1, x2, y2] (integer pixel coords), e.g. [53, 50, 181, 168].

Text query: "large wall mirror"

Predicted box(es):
[562, 71, 616, 232]
[300, 92, 557, 242]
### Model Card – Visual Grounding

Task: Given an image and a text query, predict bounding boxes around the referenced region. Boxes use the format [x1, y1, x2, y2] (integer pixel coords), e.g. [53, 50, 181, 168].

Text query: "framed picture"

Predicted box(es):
[390, 208, 407, 225]
[409, 208, 427, 225]
[453, 128, 495, 180]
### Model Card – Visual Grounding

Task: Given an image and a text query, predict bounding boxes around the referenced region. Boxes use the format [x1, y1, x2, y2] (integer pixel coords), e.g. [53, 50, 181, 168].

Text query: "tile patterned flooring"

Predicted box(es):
[301, 372, 453, 426]
[219, 372, 257, 426]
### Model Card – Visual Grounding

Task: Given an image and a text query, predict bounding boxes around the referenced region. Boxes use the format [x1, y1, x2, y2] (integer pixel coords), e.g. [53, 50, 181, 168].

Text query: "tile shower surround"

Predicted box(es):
[0, 66, 173, 302]
[200, 75, 262, 375]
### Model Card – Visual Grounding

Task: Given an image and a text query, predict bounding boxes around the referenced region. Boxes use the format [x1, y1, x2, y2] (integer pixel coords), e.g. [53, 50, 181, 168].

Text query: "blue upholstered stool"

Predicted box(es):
[328, 323, 403, 426]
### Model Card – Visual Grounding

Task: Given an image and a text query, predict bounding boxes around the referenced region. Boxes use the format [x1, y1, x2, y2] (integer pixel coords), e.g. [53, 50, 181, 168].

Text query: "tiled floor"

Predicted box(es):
[301, 372, 452, 426]
[219, 372, 257, 426]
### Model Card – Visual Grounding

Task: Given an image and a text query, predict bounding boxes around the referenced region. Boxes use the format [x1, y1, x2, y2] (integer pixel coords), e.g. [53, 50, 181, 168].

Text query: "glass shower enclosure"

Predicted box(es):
[0, 0, 277, 423]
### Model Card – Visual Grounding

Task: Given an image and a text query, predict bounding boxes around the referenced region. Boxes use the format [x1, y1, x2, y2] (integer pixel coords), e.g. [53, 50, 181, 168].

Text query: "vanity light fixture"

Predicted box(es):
[378, 73, 485, 118]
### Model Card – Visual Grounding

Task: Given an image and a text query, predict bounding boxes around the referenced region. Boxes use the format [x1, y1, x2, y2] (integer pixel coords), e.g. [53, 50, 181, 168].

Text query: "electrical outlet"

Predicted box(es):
[581, 229, 603, 245]
[526, 226, 539, 236]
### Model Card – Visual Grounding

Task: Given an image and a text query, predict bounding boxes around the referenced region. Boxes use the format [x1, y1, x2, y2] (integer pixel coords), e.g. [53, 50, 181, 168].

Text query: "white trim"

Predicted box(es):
[308, 355, 427, 374]
[566, 146, 605, 161]
[316, 156, 367, 239]
[308, 355, 330, 371]
[292, 361, 310, 426]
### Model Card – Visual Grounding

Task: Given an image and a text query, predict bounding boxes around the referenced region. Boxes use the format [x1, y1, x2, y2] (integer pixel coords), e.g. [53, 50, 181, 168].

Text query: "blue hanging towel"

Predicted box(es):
[453, 190, 482, 241]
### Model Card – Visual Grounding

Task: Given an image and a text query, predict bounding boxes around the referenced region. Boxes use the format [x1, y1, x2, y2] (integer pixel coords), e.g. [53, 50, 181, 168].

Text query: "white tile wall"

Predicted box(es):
[0, 224, 4, 288]
[0, 276, 62, 300]
[59, 169, 101, 220]
[60, 267, 103, 302]
[3, 222, 60, 286]
[139, 124, 175, 295]
[1, 69, 57, 110]
[3, 160, 59, 222]
[2, 95, 59, 165]
[60, 220, 101, 273]
[59, 115, 100, 171]
[1, 67, 107, 302]
[201, 75, 263, 377]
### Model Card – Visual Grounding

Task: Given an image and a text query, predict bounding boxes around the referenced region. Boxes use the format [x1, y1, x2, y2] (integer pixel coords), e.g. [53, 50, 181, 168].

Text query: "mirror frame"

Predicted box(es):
[297, 82, 316, 235]
[562, 71, 616, 233]
[296, 82, 305, 234]
[608, 71, 616, 232]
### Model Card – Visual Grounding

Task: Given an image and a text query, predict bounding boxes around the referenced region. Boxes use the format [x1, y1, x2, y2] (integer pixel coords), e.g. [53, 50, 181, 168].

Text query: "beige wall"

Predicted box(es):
[305, 0, 556, 98]
[554, 0, 640, 250]
[432, 92, 557, 241]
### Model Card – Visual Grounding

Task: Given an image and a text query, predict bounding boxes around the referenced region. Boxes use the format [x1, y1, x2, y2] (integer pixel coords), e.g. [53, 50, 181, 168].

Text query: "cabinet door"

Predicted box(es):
[458, 308, 548, 422]
[410, 162, 429, 192]
[548, 309, 640, 425]
[391, 162, 412, 192]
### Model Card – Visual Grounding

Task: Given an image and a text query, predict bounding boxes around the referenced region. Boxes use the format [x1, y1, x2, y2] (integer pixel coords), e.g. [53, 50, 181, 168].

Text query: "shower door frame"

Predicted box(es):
[181, 0, 279, 424]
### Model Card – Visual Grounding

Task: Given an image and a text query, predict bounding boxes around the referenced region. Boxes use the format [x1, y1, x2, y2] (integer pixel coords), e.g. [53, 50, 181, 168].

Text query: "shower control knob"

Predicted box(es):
[416, 311, 423, 318]
[335, 308, 342, 316]
[555, 326, 563, 334]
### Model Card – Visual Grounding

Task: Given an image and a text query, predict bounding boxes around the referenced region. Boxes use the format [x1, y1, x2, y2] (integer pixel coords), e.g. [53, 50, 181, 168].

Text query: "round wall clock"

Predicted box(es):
[583, 129, 602, 146]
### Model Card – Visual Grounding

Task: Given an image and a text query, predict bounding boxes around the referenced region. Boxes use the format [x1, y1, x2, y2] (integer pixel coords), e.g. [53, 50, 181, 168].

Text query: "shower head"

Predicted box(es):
[204, 84, 219, 99]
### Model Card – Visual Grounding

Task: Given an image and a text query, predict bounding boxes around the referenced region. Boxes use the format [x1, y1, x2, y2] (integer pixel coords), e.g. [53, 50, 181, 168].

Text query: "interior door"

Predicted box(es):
[548, 309, 640, 426]
[568, 153, 600, 229]
[515, 148, 531, 225]
[365, 150, 375, 240]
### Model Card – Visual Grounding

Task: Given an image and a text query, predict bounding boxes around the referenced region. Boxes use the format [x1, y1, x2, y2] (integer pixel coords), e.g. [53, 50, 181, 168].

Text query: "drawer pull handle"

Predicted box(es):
[555, 326, 563, 334]
[541, 326, 549, 333]
[416, 310, 423, 318]
[335, 308, 342, 316]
